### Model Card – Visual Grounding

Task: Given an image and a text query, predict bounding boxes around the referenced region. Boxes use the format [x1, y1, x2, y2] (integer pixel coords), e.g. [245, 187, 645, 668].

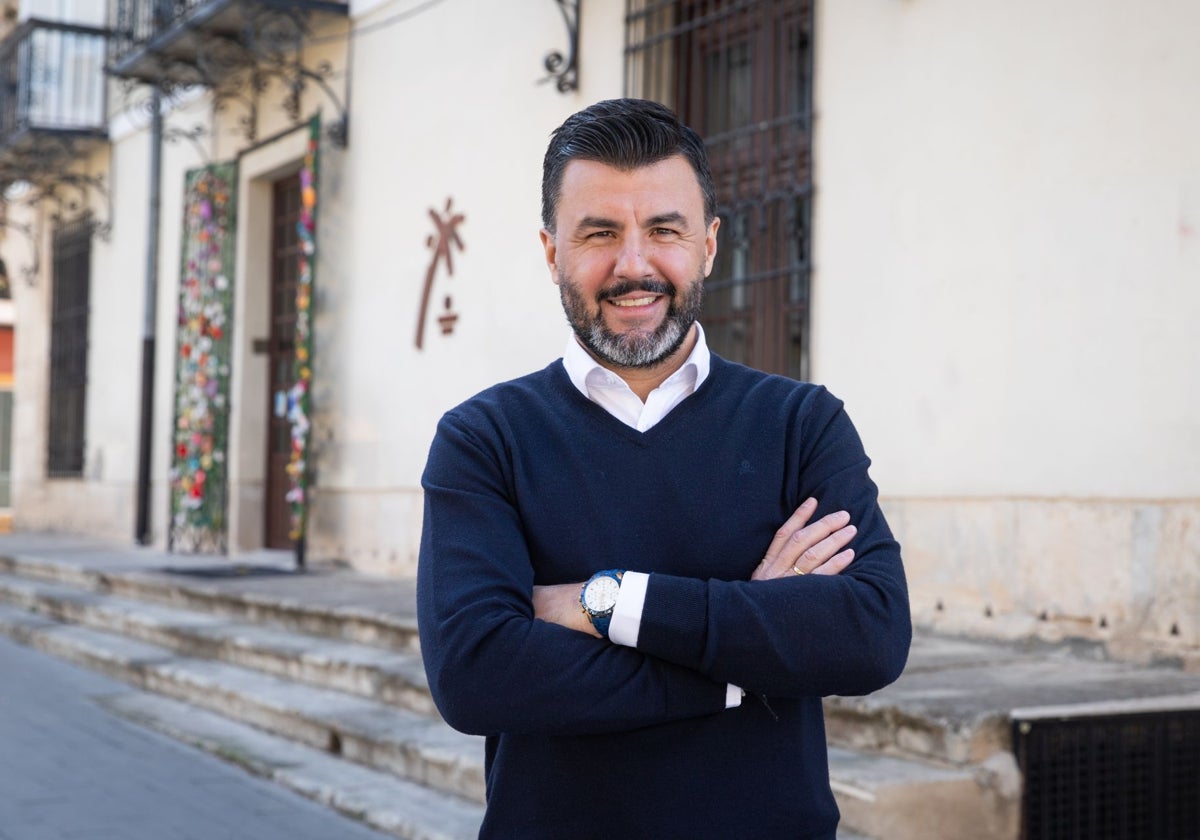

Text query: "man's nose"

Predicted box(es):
[614, 240, 653, 278]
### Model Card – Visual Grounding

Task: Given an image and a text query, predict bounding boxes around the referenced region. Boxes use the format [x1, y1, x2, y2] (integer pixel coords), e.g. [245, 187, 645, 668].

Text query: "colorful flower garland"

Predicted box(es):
[168, 163, 237, 553]
[286, 116, 319, 546]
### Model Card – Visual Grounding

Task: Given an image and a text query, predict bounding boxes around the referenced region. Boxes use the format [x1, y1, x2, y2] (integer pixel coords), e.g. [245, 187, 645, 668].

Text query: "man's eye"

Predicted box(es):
[654, 228, 679, 236]
[588, 231, 615, 239]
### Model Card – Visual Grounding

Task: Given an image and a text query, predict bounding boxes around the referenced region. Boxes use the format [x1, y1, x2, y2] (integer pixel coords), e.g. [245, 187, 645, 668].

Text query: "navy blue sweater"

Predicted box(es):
[417, 356, 910, 839]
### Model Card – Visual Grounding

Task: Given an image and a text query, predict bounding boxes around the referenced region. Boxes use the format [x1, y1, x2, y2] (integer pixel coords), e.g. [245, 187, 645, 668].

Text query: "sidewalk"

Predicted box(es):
[0, 634, 397, 840]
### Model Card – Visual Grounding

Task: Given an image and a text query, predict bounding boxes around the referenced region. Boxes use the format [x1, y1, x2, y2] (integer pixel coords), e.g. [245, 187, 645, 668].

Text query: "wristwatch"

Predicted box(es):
[580, 569, 624, 638]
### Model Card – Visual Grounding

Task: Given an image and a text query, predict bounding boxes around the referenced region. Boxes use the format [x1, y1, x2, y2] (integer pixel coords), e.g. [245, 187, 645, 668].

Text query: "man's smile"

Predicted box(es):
[609, 295, 662, 308]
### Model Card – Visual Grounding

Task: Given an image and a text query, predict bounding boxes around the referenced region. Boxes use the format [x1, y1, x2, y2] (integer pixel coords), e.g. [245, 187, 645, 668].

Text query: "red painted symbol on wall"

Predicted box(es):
[415, 197, 466, 350]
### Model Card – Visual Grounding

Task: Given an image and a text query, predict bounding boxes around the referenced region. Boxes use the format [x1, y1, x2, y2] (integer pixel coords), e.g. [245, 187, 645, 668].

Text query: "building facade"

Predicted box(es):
[1, 0, 1196, 667]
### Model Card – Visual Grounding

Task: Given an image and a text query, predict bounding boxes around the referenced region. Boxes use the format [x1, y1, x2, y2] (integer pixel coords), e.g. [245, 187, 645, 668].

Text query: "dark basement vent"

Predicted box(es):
[1013, 709, 1200, 840]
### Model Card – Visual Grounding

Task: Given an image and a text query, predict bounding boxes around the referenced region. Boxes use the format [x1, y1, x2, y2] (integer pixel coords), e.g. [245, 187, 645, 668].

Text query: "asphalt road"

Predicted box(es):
[0, 635, 395, 840]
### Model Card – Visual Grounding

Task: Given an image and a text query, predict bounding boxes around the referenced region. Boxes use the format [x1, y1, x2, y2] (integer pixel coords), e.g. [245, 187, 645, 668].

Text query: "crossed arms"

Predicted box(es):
[532, 497, 859, 636]
[416, 394, 911, 738]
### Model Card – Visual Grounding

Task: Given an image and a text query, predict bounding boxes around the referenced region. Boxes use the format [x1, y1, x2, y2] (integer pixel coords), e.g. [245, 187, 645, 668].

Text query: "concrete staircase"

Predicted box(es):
[2, 540, 1199, 840]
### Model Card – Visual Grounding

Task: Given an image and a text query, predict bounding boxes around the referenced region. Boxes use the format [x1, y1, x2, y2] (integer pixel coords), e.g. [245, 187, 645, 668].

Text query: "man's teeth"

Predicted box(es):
[611, 296, 657, 307]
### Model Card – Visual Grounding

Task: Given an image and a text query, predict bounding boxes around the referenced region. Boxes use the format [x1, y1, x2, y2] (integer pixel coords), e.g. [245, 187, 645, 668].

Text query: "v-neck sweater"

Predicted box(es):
[417, 355, 911, 839]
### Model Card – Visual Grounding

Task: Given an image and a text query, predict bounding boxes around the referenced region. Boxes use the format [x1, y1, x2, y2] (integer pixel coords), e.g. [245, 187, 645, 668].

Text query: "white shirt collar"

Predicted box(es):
[562, 322, 711, 400]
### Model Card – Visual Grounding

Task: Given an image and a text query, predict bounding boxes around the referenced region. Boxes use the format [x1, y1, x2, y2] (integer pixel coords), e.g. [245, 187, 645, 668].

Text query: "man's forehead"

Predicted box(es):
[558, 156, 705, 214]
[560, 154, 694, 182]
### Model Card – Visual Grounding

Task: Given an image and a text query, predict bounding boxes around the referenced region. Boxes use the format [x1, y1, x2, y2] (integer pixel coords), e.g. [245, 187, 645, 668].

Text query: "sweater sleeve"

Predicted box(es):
[416, 410, 729, 737]
[633, 389, 912, 699]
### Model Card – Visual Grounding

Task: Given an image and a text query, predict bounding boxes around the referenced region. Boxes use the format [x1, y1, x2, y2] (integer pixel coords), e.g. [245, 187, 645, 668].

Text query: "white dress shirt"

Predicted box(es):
[561, 324, 742, 708]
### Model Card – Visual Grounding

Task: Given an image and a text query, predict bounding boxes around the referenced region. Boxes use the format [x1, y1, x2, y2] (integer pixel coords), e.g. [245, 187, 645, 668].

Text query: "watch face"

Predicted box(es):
[583, 575, 620, 612]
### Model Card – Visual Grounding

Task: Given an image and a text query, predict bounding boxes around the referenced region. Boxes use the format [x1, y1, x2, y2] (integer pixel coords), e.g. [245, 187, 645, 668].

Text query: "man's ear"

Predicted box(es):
[540, 228, 560, 285]
[703, 216, 720, 276]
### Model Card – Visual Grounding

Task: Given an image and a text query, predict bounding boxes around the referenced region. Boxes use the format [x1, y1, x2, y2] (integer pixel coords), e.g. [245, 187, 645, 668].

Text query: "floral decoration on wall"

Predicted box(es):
[169, 163, 238, 553]
[286, 116, 320, 549]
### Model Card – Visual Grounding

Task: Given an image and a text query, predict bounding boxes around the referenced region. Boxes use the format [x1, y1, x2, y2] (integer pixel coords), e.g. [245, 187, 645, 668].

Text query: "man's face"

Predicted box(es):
[540, 155, 719, 370]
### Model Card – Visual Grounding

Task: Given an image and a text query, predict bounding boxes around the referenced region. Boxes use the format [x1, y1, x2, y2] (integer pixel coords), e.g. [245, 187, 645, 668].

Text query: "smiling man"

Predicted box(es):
[417, 99, 911, 839]
[548, 154, 709, 382]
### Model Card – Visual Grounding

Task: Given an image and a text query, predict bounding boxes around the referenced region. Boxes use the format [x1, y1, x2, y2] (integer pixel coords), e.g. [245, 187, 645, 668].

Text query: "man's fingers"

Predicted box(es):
[792, 523, 856, 575]
[754, 498, 819, 580]
[756, 504, 857, 580]
[810, 548, 854, 576]
[765, 498, 818, 557]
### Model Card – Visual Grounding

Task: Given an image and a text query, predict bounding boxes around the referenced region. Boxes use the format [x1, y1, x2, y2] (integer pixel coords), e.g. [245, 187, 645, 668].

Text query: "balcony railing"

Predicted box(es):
[108, 0, 348, 87]
[0, 19, 108, 146]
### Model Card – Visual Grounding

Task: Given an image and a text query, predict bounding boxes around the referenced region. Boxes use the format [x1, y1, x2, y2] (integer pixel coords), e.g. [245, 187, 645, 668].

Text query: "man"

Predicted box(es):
[417, 99, 910, 839]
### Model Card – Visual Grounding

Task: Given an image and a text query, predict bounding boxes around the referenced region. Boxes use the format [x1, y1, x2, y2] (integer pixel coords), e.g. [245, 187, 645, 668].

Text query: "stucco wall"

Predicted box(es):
[303, 0, 627, 574]
[813, 0, 1200, 662]
[9, 143, 137, 541]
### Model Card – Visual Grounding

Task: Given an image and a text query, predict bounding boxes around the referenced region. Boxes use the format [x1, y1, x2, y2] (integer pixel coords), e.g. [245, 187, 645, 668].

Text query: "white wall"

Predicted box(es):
[814, 0, 1200, 498]
[814, 0, 1200, 662]
[306, 0, 626, 573]
[8, 145, 135, 539]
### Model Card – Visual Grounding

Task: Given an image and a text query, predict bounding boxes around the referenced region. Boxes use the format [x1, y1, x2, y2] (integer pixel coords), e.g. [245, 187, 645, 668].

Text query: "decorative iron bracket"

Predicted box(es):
[541, 0, 580, 93]
[0, 154, 113, 284]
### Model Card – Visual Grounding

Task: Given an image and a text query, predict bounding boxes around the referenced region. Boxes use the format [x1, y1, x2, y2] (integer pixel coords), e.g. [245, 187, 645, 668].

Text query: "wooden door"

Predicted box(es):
[264, 173, 302, 548]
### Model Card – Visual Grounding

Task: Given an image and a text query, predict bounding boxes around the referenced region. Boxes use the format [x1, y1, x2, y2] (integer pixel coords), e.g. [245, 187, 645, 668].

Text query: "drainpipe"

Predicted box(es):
[134, 90, 163, 545]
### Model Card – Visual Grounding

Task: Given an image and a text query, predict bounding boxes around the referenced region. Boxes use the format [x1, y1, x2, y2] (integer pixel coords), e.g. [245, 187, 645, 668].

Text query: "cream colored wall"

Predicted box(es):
[305, 0, 626, 574]
[814, 0, 1200, 664]
[8, 144, 136, 539]
[6, 197, 49, 527]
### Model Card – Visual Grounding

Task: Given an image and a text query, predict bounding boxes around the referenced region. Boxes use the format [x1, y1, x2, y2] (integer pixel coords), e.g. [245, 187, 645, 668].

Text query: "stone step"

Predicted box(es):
[95, 685, 887, 840]
[828, 747, 1019, 840]
[824, 633, 1200, 765]
[0, 552, 420, 651]
[0, 595, 1016, 837]
[98, 689, 485, 840]
[0, 553, 1020, 769]
[0, 602, 486, 805]
[0, 571, 435, 716]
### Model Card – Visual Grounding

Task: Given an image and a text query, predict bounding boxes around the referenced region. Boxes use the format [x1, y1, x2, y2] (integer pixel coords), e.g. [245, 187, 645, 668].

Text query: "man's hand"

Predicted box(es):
[752, 497, 856, 581]
[533, 583, 600, 636]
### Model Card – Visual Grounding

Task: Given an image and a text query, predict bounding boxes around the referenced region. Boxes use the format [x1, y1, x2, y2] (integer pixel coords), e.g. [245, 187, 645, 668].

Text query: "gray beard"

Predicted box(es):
[559, 274, 704, 369]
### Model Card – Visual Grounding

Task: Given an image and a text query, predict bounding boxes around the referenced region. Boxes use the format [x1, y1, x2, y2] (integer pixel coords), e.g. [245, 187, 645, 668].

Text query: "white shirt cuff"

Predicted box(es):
[608, 571, 649, 648]
[609, 572, 742, 710]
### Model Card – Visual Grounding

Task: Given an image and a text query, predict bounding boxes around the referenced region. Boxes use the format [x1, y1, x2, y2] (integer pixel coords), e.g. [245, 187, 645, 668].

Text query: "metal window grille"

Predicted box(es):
[625, 0, 814, 379]
[1014, 710, 1200, 840]
[47, 218, 92, 477]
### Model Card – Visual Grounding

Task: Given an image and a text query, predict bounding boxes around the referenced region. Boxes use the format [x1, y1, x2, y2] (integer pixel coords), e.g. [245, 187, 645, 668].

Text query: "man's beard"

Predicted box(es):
[559, 272, 704, 369]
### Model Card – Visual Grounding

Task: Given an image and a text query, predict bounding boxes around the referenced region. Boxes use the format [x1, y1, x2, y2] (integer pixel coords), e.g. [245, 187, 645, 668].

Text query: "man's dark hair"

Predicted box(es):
[541, 98, 717, 232]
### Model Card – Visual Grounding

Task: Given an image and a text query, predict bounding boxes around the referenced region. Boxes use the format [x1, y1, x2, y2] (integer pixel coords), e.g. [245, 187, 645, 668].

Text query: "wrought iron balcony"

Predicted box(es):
[107, 0, 348, 89]
[0, 18, 108, 189]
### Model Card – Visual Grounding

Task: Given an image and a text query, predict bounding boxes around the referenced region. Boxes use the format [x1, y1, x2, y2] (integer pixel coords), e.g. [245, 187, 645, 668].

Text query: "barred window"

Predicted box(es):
[626, 0, 814, 380]
[47, 218, 91, 477]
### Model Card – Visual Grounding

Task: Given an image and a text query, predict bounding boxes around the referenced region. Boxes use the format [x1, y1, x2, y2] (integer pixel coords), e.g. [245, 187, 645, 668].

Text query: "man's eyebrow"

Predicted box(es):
[573, 211, 689, 233]
[575, 215, 620, 231]
[646, 211, 687, 228]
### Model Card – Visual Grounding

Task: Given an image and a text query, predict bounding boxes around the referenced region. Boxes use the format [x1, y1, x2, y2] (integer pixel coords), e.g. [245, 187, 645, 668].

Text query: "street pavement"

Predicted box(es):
[0, 634, 396, 840]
